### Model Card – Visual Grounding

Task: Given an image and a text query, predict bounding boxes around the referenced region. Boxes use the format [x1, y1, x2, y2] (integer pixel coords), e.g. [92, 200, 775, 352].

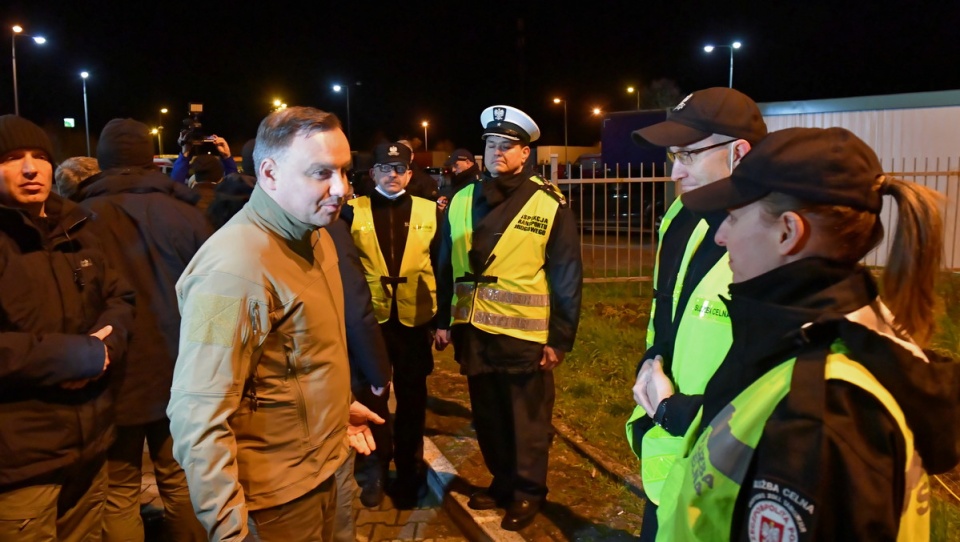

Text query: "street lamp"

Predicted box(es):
[80, 72, 90, 156]
[150, 128, 161, 153]
[627, 86, 640, 110]
[11, 25, 46, 116]
[332, 82, 360, 142]
[421, 121, 429, 152]
[552, 97, 568, 176]
[157, 108, 167, 155]
[704, 41, 741, 88]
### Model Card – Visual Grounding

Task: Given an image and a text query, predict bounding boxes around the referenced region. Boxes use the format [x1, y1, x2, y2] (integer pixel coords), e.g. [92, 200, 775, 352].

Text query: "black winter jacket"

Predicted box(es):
[0, 194, 135, 486]
[75, 168, 211, 426]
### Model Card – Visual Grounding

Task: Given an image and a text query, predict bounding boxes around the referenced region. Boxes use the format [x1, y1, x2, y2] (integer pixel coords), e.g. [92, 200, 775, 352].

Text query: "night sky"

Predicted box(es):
[4, 0, 959, 159]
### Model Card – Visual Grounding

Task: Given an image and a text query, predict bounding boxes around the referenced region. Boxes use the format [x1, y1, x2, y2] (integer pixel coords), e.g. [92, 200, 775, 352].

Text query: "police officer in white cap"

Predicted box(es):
[435, 105, 583, 531]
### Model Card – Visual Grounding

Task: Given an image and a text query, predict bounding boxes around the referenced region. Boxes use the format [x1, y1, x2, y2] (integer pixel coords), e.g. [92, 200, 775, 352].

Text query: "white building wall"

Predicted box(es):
[762, 106, 960, 269]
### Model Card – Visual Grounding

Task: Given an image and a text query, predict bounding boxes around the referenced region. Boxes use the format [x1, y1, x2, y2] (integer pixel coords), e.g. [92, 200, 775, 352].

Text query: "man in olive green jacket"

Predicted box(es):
[168, 107, 382, 542]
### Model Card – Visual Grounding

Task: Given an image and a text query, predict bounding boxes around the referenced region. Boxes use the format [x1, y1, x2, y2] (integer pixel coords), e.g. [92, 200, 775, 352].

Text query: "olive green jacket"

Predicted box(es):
[168, 186, 350, 541]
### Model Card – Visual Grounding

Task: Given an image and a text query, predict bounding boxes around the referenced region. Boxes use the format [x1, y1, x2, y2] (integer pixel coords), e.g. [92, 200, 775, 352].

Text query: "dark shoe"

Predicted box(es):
[501, 499, 540, 531]
[467, 488, 508, 510]
[360, 475, 385, 508]
[390, 478, 429, 510]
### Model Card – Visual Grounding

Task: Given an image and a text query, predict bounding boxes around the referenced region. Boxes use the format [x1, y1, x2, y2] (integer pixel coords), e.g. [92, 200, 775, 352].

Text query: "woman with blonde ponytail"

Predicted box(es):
[640, 127, 960, 541]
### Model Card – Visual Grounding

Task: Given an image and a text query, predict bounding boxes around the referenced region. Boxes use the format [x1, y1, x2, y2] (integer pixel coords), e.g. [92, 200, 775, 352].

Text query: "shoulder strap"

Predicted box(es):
[529, 175, 568, 208]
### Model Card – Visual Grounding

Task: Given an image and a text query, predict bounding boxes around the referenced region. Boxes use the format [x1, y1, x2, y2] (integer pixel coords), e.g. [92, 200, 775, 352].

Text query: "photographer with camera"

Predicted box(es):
[169, 105, 238, 184]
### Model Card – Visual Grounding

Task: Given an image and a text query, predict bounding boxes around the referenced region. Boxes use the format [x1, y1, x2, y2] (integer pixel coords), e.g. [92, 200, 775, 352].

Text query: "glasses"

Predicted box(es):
[374, 164, 409, 174]
[667, 139, 737, 165]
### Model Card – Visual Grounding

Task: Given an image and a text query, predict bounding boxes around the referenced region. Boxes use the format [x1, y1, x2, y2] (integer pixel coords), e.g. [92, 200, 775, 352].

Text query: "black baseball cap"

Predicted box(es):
[632, 87, 767, 148]
[444, 148, 474, 167]
[372, 142, 412, 165]
[682, 127, 886, 214]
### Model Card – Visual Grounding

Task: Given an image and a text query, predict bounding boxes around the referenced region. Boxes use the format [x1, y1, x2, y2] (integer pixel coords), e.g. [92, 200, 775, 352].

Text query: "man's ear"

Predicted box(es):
[731, 140, 752, 167]
[778, 211, 809, 256]
[259, 158, 278, 191]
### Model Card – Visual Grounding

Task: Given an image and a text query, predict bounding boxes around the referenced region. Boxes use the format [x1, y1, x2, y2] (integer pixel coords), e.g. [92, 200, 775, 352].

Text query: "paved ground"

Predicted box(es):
[138, 362, 646, 541]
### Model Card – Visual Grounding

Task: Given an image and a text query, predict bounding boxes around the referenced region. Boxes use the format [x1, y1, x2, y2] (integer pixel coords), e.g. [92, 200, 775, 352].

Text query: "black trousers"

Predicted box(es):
[381, 319, 433, 480]
[467, 369, 556, 502]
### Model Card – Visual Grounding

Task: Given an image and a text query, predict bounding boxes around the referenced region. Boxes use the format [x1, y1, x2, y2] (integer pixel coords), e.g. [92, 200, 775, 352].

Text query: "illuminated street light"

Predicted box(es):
[704, 41, 741, 88]
[627, 86, 640, 110]
[157, 107, 168, 155]
[11, 25, 47, 116]
[592, 107, 603, 116]
[80, 71, 90, 156]
[421, 120, 429, 152]
[332, 82, 360, 142]
[552, 97, 568, 174]
[151, 127, 161, 153]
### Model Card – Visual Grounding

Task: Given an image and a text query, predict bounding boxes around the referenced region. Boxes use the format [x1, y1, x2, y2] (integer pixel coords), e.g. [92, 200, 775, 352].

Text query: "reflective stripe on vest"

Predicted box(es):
[631, 198, 733, 504]
[447, 178, 558, 342]
[348, 196, 437, 327]
[655, 348, 929, 542]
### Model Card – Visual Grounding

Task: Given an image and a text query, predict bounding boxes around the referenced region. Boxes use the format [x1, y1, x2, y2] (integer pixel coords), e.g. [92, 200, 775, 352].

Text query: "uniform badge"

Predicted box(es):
[673, 93, 694, 111]
[493, 107, 506, 121]
[747, 499, 798, 542]
[388, 145, 399, 156]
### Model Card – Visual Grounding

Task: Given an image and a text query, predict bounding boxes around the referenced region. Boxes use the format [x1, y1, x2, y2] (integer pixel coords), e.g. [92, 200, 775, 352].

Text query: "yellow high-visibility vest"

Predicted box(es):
[348, 196, 437, 327]
[447, 177, 560, 343]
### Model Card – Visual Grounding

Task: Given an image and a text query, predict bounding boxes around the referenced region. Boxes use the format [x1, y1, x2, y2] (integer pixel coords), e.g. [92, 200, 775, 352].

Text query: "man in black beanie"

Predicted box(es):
[75, 117, 210, 541]
[0, 114, 135, 540]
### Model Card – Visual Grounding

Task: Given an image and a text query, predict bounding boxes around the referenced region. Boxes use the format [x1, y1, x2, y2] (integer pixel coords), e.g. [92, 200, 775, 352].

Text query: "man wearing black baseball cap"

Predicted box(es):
[438, 148, 479, 211]
[434, 105, 583, 531]
[627, 87, 766, 540]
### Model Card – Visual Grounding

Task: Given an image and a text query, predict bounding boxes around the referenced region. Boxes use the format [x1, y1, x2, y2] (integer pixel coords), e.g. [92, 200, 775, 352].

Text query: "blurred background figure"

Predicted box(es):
[75, 117, 210, 542]
[54, 156, 100, 198]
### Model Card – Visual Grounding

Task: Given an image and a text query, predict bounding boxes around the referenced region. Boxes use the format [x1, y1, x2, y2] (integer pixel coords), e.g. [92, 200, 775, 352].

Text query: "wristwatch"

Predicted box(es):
[653, 397, 670, 428]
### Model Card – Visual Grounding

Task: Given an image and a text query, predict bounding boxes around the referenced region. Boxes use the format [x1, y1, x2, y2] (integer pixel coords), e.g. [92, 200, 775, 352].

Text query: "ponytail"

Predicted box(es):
[880, 178, 944, 346]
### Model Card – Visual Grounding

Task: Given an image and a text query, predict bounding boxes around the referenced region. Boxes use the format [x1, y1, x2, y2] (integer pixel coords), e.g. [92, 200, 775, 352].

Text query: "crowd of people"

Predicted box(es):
[0, 87, 957, 542]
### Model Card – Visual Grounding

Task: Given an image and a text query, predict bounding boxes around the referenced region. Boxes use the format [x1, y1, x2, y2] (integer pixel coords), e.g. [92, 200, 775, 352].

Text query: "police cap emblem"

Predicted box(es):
[493, 107, 506, 121]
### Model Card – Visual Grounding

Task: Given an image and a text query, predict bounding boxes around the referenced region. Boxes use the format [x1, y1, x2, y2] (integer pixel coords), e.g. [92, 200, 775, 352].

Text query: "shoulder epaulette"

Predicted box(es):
[529, 175, 568, 208]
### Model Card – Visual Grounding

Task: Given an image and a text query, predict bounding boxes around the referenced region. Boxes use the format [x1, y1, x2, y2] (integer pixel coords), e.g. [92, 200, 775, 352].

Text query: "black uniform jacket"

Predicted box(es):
[325, 218, 391, 394]
[75, 168, 212, 426]
[0, 194, 135, 486]
[689, 258, 960, 540]
[436, 167, 583, 374]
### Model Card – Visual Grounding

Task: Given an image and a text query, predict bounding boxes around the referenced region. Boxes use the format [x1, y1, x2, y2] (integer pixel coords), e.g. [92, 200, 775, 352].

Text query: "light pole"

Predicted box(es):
[552, 97, 568, 176]
[158, 108, 167, 155]
[11, 25, 46, 116]
[332, 82, 360, 142]
[421, 121, 429, 152]
[80, 72, 90, 156]
[151, 128, 161, 153]
[627, 86, 640, 110]
[704, 41, 741, 88]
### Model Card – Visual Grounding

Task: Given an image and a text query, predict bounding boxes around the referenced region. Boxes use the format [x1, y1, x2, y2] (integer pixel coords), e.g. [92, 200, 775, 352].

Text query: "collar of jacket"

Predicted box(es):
[248, 184, 318, 245]
[480, 165, 533, 207]
[76, 167, 201, 206]
[0, 193, 90, 245]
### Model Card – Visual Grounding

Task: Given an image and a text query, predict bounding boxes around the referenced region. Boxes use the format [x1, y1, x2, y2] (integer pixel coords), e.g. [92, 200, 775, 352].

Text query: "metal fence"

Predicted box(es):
[542, 159, 960, 283]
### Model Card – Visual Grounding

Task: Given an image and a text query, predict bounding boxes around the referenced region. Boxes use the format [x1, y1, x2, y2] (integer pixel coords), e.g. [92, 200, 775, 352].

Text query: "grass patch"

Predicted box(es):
[554, 275, 960, 532]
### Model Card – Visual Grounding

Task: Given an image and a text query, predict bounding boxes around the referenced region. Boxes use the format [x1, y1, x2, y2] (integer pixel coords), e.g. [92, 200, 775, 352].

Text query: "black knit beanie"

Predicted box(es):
[97, 118, 155, 170]
[0, 115, 54, 161]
